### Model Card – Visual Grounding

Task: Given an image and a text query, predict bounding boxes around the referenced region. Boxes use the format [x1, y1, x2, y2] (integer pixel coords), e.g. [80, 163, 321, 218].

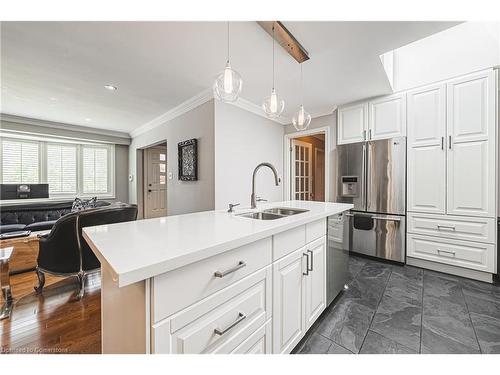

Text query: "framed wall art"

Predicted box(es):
[178, 138, 198, 181]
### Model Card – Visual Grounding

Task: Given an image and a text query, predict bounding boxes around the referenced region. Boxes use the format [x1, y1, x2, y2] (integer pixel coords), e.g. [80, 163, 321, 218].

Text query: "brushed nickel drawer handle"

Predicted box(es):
[214, 261, 246, 278]
[437, 249, 456, 257]
[307, 249, 314, 272]
[214, 312, 246, 336]
[437, 225, 456, 231]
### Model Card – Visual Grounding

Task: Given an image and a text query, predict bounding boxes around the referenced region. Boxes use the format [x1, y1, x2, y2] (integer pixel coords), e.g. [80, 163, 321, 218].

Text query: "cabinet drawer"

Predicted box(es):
[153, 237, 272, 321]
[152, 267, 272, 354]
[306, 219, 327, 243]
[231, 321, 271, 354]
[273, 225, 306, 260]
[408, 213, 496, 243]
[407, 234, 495, 272]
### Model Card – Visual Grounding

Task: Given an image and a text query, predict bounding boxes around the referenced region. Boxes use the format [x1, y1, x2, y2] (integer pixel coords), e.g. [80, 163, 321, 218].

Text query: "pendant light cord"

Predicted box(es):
[272, 22, 275, 90]
[300, 63, 303, 106]
[226, 21, 230, 63]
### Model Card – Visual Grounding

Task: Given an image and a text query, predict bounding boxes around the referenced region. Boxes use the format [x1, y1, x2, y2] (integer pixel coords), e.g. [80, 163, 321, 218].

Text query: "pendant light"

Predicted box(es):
[213, 22, 243, 102]
[292, 63, 311, 131]
[262, 23, 285, 118]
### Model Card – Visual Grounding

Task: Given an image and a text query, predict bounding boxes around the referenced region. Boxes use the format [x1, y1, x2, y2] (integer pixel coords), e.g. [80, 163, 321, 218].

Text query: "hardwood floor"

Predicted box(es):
[1, 271, 101, 354]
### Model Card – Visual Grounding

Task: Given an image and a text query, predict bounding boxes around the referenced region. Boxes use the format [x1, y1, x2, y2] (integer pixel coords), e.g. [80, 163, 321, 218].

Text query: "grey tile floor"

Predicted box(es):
[295, 255, 500, 354]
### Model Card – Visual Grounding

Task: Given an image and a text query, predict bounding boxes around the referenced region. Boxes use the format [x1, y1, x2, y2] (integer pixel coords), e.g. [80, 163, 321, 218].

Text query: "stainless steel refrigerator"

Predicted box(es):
[336, 137, 406, 263]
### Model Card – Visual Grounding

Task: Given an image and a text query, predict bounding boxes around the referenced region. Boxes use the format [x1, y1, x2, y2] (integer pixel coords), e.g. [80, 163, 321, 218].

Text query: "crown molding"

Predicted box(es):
[224, 96, 290, 125]
[130, 88, 214, 138]
[0, 113, 131, 140]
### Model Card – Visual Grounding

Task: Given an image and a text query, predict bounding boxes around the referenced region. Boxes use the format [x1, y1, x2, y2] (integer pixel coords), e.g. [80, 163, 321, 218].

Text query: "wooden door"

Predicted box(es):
[272, 247, 306, 354]
[407, 83, 447, 214]
[446, 70, 496, 217]
[144, 146, 167, 218]
[304, 237, 326, 329]
[368, 92, 406, 140]
[291, 140, 312, 201]
[337, 102, 368, 145]
[314, 148, 325, 201]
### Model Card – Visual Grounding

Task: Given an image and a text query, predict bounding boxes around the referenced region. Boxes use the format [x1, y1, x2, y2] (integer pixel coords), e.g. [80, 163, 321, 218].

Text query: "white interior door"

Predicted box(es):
[446, 70, 496, 218]
[145, 146, 167, 218]
[291, 140, 312, 201]
[407, 83, 447, 214]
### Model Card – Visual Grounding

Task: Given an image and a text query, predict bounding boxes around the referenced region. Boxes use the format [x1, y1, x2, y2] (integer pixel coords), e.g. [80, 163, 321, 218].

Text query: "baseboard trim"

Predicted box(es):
[407, 256, 493, 283]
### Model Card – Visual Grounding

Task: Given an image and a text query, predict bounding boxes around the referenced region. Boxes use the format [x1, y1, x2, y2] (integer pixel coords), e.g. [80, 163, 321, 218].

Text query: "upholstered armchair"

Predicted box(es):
[35, 204, 138, 299]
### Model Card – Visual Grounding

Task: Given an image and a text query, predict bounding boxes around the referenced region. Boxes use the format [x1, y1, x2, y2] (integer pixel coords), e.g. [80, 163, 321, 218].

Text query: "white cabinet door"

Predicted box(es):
[407, 84, 447, 214]
[272, 247, 306, 354]
[304, 237, 326, 330]
[446, 70, 496, 217]
[368, 92, 406, 140]
[337, 102, 368, 145]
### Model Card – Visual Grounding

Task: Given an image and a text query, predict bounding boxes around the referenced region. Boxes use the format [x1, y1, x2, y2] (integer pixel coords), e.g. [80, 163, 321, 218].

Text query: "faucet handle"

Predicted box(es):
[256, 196, 267, 202]
[227, 203, 240, 213]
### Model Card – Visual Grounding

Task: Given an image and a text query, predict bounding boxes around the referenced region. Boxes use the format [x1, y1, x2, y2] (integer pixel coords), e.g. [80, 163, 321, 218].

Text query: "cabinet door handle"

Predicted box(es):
[214, 312, 246, 336]
[437, 225, 456, 231]
[441, 136, 444, 150]
[437, 249, 456, 257]
[448, 135, 452, 149]
[368, 129, 372, 140]
[214, 261, 246, 278]
[307, 249, 314, 272]
[363, 130, 367, 141]
[303, 253, 310, 275]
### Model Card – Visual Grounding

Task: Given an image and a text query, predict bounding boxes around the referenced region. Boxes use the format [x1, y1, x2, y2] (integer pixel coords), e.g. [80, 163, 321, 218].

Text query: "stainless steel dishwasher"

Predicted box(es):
[326, 213, 349, 305]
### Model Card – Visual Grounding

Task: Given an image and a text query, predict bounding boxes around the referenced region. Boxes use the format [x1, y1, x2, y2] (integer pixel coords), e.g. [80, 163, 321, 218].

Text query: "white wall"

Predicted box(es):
[129, 100, 215, 216]
[284, 112, 338, 202]
[214, 101, 284, 210]
[389, 22, 500, 92]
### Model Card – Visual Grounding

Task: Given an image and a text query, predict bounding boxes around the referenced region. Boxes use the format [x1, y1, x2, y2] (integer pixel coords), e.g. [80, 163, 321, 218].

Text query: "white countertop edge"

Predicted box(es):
[83, 202, 353, 288]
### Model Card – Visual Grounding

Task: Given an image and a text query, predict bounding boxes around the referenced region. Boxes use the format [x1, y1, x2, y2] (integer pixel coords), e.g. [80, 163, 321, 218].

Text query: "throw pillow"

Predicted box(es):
[71, 197, 97, 212]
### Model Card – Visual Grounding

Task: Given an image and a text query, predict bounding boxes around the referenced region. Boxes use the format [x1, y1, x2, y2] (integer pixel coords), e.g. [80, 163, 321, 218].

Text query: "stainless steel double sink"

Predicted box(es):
[237, 207, 309, 220]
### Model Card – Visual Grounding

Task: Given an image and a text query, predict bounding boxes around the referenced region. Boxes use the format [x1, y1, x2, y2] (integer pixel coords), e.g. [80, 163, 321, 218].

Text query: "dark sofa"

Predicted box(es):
[0, 200, 111, 234]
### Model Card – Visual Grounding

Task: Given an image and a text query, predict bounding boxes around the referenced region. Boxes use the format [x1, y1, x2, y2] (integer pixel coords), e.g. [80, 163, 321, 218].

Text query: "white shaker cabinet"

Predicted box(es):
[304, 237, 327, 330]
[272, 236, 327, 354]
[446, 70, 496, 218]
[272, 246, 307, 354]
[407, 83, 447, 214]
[368, 92, 407, 140]
[337, 102, 368, 145]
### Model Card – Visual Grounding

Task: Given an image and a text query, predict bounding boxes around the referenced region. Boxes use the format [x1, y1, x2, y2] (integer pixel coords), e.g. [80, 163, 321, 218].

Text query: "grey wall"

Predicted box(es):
[128, 100, 215, 216]
[285, 111, 338, 202]
[114, 144, 129, 203]
[214, 101, 284, 210]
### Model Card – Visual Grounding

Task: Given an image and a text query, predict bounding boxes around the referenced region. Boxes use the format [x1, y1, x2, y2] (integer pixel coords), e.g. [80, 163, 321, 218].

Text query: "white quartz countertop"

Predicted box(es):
[82, 200, 353, 287]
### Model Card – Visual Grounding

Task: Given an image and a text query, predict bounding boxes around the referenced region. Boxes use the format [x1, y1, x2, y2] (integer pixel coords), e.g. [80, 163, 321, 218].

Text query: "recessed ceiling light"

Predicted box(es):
[85, 118, 92, 122]
[104, 85, 117, 91]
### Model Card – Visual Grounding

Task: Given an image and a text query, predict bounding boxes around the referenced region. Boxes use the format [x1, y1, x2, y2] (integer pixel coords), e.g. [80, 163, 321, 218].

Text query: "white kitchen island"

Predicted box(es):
[83, 200, 352, 354]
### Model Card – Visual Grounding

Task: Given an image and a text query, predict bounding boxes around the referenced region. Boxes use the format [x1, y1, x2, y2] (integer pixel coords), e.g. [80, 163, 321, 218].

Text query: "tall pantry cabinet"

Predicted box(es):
[406, 69, 498, 281]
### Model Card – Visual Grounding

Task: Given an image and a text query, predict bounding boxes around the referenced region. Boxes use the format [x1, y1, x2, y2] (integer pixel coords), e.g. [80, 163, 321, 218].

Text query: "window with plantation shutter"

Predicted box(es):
[47, 143, 77, 194]
[1, 139, 39, 183]
[82, 146, 109, 194]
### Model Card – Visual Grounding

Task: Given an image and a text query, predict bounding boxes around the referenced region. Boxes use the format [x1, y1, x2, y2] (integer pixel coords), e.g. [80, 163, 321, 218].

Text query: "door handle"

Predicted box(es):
[441, 136, 444, 150]
[303, 253, 310, 275]
[307, 249, 314, 272]
[448, 135, 452, 150]
[148, 189, 152, 193]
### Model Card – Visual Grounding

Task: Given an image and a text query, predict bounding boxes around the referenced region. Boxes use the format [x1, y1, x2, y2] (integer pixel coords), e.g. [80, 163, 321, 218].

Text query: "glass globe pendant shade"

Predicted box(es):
[262, 88, 285, 118]
[213, 62, 243, 103]
[292, 105, 312, 131]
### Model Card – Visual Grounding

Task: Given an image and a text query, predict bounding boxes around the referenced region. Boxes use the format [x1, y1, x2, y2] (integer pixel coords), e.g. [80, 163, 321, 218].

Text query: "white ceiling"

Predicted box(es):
[0, 21, 459, 134]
